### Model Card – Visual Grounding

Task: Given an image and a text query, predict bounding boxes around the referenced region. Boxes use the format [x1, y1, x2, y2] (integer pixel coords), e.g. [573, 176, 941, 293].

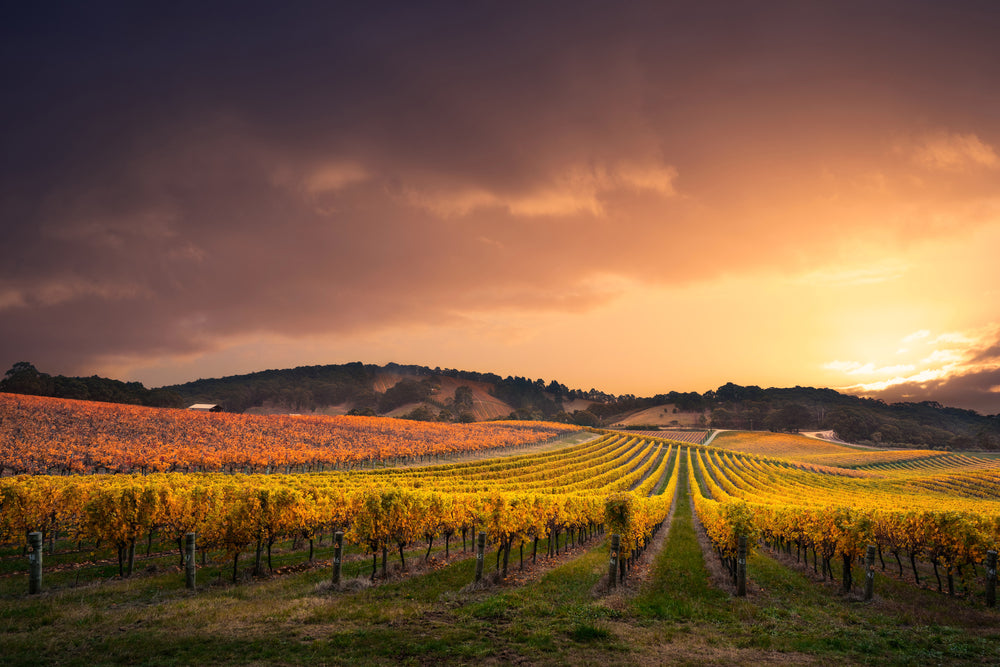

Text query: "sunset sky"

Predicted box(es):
[3, 2, 1000, 414]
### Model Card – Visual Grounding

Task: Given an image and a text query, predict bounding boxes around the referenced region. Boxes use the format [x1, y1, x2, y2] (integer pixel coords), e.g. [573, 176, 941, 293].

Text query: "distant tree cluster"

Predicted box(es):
[1, 362, 182, 408]
[167, 361, 377, 413]
[702, 383, 1000, 451]
[489, 376, 563, 420]
[377, 378, 436, 413]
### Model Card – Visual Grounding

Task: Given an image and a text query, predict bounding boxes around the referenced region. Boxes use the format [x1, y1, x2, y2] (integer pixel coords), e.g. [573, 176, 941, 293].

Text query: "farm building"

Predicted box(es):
[187, 403, 222, 412]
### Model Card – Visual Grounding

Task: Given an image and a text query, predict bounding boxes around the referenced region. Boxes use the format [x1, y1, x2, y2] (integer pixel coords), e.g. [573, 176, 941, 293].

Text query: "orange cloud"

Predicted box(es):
[401, 160, 677, 218]
[833, 326, 1000, 413]
[906, 131, 999, 170]
[0, 280, 150, 310]
[303, 162, 370, 194]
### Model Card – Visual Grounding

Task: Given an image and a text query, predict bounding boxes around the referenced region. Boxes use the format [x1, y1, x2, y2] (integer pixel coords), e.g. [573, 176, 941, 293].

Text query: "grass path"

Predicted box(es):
[632, 456, 730, 624]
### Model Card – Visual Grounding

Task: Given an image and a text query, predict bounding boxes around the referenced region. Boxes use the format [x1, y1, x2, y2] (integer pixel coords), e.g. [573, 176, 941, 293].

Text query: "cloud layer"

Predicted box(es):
[831, 327, 1000, 414]
[2, 2, 1000, 412]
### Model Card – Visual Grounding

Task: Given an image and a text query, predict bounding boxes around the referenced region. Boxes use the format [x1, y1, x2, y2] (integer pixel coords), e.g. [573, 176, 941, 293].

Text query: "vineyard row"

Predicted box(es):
[2, 435, 681, 586]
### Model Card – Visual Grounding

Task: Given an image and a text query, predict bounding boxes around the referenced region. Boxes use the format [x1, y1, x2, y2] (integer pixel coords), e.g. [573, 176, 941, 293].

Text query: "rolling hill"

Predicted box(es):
[3, 361, 999, 450]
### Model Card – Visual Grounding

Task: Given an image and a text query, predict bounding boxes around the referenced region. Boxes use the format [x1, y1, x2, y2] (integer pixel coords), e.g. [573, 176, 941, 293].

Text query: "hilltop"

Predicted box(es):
[161, 362, 605, 425]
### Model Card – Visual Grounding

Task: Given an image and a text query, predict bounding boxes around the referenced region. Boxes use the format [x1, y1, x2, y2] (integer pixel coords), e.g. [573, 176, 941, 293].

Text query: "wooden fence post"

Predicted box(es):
[332, 531, 344, 586]
[987, 550, 997, 608]
[864, 544, 876, 601]
[184, 533, 197, 590]
[607, 534, 620, 589]
[736, 534, 747, 597]
[28, 532, 43, 594]
[475, 533, 486, 583]
[127, 539, 136, 578]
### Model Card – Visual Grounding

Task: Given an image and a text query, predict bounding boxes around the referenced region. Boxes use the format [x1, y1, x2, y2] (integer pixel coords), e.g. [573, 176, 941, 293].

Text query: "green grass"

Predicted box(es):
[0, 527, 483, 597]
[633, 460, 729, 623]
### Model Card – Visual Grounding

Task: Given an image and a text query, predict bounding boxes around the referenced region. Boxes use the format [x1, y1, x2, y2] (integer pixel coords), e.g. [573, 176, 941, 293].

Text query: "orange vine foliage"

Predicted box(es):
[0, 433, 682, 577]
[0, 392, 579, 474]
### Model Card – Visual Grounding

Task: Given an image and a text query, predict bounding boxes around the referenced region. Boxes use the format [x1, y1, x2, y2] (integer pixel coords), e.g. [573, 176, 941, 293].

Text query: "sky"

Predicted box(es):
[2, 1, 1000, 414]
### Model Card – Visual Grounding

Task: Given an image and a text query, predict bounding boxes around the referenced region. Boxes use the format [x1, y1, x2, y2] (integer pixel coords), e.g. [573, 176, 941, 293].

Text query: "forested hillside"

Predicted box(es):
[3, 363, 998, 449]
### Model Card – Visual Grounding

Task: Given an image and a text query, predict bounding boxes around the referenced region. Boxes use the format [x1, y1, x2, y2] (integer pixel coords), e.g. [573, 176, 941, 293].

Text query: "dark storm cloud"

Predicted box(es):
[2, 1, 1000, 380]
[855, 332, 1000, 416]
[972, 344, 1000, 364]
[863, 367, 1000, 417]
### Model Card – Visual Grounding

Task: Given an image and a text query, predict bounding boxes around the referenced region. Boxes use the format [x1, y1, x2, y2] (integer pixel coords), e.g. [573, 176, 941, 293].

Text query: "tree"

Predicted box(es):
[401, 405, 435, 421]
[711, 408, 738, 429]
[825, 407, 879, 443]
[714, 383, 763, 403]
[378, 379, 434, 413]
[571, 410, 600, 427]
[1, 362, 50, 395]
[769, 403, 812, 432]
[545, 380, 568, 398]
[453, 385, 475, 412]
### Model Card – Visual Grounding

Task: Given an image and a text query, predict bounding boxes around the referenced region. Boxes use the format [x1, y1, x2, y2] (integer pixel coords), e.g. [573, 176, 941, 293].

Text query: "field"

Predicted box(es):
[708, 430, 868, 458]
[0, 393, 578, 474]
[613, 403, 707, 427]
[1, 399, 998, 665]
[618, 428, 709, 444]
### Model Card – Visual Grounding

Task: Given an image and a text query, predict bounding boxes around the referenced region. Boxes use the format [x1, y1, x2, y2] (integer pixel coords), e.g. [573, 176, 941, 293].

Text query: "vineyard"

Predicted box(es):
[1, 397, 998, 665]
[616, 428, 708, 444]
[0, 393, 579, 475]
[691, 445, 1000, 594]
[1, 431, 678, 585]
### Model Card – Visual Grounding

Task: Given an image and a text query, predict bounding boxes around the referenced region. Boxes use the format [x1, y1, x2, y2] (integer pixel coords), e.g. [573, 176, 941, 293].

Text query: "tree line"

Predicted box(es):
[4, 363, 998, 449]
[1, 362, 182, 408]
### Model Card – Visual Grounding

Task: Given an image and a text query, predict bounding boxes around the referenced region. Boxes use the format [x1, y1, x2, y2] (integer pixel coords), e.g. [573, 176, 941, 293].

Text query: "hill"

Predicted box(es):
[611, 403, 707, 428]
[160, 362, 599, 424]
[3, 362, 999, 449]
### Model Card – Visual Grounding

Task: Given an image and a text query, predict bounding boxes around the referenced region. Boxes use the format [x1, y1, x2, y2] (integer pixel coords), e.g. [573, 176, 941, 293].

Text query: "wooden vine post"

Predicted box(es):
[332, 531, 344, 586]
[987, 550, 997, 608]
[864, 544, 876, 601]
[607, 534, 620, 589]
[184, 533, 197, 590]
[28, 532, 43, 594]
[736, 534, 747, 597]
[474, 532, 486, 583]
